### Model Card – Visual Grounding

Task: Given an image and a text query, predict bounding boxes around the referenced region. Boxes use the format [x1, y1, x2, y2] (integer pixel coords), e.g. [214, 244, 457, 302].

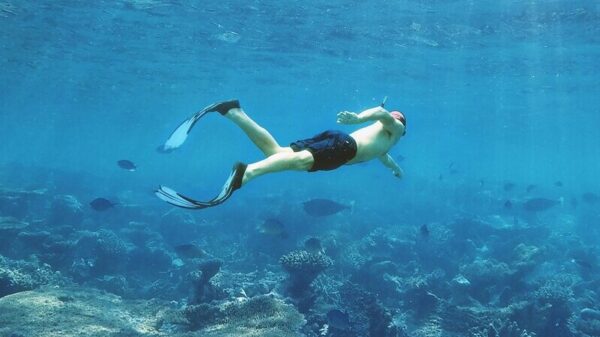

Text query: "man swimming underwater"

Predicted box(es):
[155, 99, 406, 209]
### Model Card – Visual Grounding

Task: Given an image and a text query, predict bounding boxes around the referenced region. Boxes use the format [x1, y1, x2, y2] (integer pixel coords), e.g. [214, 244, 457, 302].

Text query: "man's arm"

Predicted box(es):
[337, 106, 396, 127]
[379, 154, 403, 178]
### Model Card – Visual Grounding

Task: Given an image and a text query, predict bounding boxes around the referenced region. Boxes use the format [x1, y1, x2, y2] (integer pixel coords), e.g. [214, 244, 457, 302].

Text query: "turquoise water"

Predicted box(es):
[2, 1, 599, 188]
[1, 1, 600, 336]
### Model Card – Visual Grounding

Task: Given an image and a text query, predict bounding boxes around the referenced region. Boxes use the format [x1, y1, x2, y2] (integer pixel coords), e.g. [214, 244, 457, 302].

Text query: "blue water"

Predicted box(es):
[1, 1, 600, 336]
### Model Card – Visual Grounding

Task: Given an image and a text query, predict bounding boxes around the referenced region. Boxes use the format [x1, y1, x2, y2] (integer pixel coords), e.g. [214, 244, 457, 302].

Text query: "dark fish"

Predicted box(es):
[526, 184, 537, 193]
[395, 154, 405, 162]
[420, 224, 429, 237]
[572, 258, 593, 270]
[304, 237, 323, 254]
[571, 197, 578, 208]
[89, 198, 116, 211]
[117, 159, 136, 171]
[479, 179, 485, 188]
[503, 182, 515, 192]
[174, 243, 206, 259]
[438, 174, 443, 181]
[582, 192, 600, 204]
[554, 181, 563, 187]
[523, 198, 559, 212]
[303, 199, 349, 217]
[258, 218, 287, 238]
[504, 200, 512, 209]
[449, 168, 459, 175]
[327, 309, 350, 330]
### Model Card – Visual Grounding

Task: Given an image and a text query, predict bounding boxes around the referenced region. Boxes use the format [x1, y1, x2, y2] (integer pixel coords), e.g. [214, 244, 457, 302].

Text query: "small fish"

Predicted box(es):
[504, 200, 513, 209]
[304, 237, 324, 254]
[303, 199, 349, 217]
[554, 181, 563, 187]
[449, 168, 459, 175]
[582, 192, 600, 204]
[478, 179, 485, 188]
[258, 218, 287, 238]
[395, 154, 405, 162]
[419, 224, 430, 237]
[117, 159, 136, 171]
[526, 184, 537, 193]
[174, 243, 206, 259]
[89, 198, 116, 211]
[523, 198, 559, 212]
[438, 174, 443, 181]
[327, 309, 350, 330]
[503, 182, 515, 192]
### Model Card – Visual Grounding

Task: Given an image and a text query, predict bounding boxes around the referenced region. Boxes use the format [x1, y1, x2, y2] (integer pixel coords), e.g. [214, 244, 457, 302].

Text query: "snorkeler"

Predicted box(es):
[155, 99, 406, 209]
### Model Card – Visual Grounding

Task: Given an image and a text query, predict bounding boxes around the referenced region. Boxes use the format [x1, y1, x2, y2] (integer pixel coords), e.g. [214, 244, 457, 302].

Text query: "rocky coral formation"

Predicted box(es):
[280, 250, 332, 297]
[190, 259, 225, 304]
[48, 195, 84, 227]
[166, 294, 306, 336]
[0, 286, 162, 337]
[0, 255, 64, 298]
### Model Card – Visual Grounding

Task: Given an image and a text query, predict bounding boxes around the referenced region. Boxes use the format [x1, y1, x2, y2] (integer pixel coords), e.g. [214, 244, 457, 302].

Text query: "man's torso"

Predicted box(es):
[347, 122, 400, 164]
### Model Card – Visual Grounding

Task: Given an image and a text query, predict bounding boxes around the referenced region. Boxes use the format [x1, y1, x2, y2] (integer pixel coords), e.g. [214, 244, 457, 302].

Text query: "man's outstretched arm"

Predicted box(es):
[337, 106, 396, 126]
[378, 154, 403, 178]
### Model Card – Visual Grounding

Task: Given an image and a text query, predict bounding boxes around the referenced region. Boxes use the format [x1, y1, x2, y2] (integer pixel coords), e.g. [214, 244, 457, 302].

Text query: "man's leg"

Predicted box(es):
[224, 108, 284, 157]
[242, 149, 313, 186]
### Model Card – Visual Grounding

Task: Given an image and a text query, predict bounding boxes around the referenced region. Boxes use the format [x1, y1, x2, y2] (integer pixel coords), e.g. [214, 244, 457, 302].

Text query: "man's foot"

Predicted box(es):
[207, 99, 241, 116]
[154, 161, 247, 210]
[230, 162, 247, 191]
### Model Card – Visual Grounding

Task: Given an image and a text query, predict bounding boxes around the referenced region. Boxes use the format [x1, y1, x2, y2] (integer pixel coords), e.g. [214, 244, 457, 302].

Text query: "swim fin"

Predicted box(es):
[157, 99, 240, 153]
[155, 162, 247, 209]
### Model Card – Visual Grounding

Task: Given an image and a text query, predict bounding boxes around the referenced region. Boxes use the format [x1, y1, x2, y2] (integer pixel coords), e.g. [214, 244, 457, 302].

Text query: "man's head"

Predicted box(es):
[390, 111, 406, 133]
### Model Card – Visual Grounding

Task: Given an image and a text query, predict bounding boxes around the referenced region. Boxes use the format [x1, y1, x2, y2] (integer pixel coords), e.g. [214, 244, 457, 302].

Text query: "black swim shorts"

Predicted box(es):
[290, 130, 357, 172]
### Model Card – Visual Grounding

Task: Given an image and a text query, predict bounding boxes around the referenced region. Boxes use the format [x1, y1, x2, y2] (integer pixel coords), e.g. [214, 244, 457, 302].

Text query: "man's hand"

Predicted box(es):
[336, 111, 362, 125]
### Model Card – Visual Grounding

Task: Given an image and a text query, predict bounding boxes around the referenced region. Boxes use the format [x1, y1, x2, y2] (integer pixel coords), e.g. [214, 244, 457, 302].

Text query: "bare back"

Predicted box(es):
[347, 121, 404, 164]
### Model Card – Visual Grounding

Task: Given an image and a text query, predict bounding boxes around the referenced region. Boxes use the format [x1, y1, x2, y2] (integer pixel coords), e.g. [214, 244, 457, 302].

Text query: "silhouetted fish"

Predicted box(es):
[572, 258, 593, 270]
[303, 199, 349, 217]
[526, 184, 537, 193]
[395, 154, 405, 162]
[174, 243, 206, 259]
[327, 309, 350, 330]
[89, 198, 116, 211]
[304, 237, 323, 254]
[420, 224, 430, 238]
[258, 218, 287, 238]
[117, 160, 136, 171]
[582, 192, 600, 204]
[554, 181, 563, 187]
[523, 198, 559, 212]
[571, 197, 578, 208]
[504, 200, 512, 209]
[503, 182, 515, 192]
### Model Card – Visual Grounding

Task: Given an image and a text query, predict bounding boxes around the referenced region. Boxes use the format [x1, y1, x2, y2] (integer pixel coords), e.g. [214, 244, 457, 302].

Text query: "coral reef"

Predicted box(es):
[470, 320, 536, 337]
[280, 250, 332, 297]
[190, 259, 225, 304]
[48, 194, 84, 227]
[0, 255, 64, 298]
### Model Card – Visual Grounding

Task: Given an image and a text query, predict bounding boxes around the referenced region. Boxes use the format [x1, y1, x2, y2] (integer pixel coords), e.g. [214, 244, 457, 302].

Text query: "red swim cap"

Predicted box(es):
[390, 111, 406, 127]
